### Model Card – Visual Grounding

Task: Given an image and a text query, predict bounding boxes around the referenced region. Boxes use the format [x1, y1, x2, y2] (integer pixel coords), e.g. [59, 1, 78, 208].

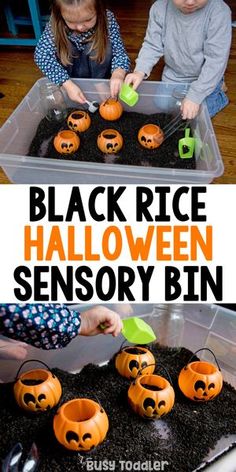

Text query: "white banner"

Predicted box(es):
[0, 184, 235, 303]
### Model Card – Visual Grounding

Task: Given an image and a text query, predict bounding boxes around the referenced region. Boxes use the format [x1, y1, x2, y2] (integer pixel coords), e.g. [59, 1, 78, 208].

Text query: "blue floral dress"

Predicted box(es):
[0, 304, 81, 349]
[34, 10, 131, 84]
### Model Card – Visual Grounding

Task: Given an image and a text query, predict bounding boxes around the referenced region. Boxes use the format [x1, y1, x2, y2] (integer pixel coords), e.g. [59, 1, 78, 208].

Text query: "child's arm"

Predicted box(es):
[0, 304, 81, 349]
[125, 2, 165, 90]
[0, 338, 28, 360]
[34, 22, 87, 104]
[185, 4, 232, 117]
[62, 79, 87, 104]
[107, 11, 131, 97]
[0, 304, 122, 349]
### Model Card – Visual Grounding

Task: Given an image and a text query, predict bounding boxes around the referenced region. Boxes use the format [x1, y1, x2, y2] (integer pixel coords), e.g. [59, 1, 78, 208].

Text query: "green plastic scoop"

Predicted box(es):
[119, 83, 139, 107]
[178, 128, 195, 159]
[101, 317, 156, 344]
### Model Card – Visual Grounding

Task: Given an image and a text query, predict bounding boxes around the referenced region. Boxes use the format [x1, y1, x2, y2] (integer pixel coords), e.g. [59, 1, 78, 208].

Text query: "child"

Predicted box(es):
[34, 0, 131, 103]
[125, 0, 232, 119]
[0, 304, 122, 350]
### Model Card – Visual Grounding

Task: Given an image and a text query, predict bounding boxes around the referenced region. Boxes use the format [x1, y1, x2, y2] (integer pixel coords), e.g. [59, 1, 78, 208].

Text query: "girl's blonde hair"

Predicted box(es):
[51, 0, 108, 66]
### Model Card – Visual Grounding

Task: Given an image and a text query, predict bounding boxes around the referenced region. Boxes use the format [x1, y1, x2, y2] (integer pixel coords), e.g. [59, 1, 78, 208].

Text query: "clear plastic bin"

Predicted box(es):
[0, 303, 235, 386]
[0, 78, 224, 184]
[0, 303, 235, 471]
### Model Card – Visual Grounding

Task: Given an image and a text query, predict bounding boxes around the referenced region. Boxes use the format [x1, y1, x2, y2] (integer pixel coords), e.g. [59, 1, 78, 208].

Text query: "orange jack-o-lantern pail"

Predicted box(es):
[53, 398, 109, 451]
[67, 110, 91, 132]
[138, 124, 164, 149]
[97, 129, 123, 154]
[14, 365, 62, 413]
[99, 98, 123, 121]
[115, 346, 155, 379]
[53, 130, 80, 154]
[128, 373, 175, 419]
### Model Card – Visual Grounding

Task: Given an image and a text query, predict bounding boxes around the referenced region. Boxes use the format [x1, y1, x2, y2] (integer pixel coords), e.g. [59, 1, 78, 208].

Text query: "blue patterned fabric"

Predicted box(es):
[0, 304, 81, 350]
[34, 10, 131, 85]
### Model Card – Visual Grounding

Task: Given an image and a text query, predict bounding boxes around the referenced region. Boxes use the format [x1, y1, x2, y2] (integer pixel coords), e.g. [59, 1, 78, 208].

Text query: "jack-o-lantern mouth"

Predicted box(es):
[193, 395, 216, 401]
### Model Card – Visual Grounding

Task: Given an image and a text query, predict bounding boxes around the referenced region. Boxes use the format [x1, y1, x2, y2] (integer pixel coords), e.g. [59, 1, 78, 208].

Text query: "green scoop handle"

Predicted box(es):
[100, 316, 156, 344]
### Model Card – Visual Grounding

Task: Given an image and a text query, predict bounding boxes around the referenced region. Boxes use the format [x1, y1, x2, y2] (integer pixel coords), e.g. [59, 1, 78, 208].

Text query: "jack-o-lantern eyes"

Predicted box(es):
[194, 380, 215, 392]
[208, 383, 215, 389]
[194, 380, 206, 391]
[65, 432, 92, 445]
[23, 392, 49, 409]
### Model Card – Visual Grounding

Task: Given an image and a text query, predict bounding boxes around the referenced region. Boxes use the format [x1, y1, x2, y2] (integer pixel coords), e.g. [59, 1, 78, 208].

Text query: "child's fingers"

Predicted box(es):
[100, 315, 123, 337]
[125, 74, 135, 87]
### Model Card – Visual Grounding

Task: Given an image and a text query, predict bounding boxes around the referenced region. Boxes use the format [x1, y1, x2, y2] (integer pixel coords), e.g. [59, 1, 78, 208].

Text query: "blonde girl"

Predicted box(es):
[34, 0, 130, 103]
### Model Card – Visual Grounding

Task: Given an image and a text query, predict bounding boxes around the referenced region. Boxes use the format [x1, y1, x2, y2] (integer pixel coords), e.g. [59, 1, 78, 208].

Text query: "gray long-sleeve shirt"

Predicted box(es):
[135, 0, 232, 104]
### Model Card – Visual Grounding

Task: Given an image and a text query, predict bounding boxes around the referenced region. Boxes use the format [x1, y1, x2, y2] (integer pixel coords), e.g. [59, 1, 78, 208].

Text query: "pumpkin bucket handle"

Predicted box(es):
[91, 393, 105, 413]
[15, 359, 52, 380]
[184, 348, 221, 371]
[119, 340, 131, 351]
[118, 343, 153, 354]
[103, 96, 119, 106]
[136, 361, 173, 386]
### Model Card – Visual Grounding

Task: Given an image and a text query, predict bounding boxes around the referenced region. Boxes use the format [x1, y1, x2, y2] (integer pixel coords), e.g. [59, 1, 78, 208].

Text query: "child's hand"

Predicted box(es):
[181, 98, 200, 120]
[110, 69, 126, 97]
[79, 306, 123, 337]
[62, 79, 87, 104]
[0, 338, 28, 360]
[125, 71, 145, 90]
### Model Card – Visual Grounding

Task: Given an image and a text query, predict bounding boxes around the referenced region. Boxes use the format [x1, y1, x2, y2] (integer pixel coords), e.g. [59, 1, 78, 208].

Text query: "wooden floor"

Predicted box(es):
[0, 0, 235, 183]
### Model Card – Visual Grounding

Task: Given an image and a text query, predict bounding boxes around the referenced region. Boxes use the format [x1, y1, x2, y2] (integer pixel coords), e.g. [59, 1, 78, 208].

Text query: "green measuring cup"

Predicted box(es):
[101, 317, 156, 344]
[119, 83, 139, 107]
[178, 128, 195, 158]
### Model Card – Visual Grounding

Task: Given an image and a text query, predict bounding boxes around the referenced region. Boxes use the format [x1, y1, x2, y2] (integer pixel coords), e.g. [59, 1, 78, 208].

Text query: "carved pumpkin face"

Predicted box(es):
[128, 374, 175, 419]
[53, 130, 80, 154]
[115, 346, 155, 379]
[53, 398, 109, 451]
[138, 124, 164, 149]
[67, 110, 91, 132]
[97, 129, 123, 154]
[14, 369, 62, 412]
[99, 98, 123, 121]
[178, 361, 223, 402]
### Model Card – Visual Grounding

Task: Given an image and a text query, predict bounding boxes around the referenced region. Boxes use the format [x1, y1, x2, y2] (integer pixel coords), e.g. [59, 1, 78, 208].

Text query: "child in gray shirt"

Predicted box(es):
[125, 0, 232, 118]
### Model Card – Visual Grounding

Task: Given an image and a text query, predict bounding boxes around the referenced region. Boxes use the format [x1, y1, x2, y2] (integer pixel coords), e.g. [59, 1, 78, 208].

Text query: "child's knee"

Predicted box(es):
[206, 88, 229, 118]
